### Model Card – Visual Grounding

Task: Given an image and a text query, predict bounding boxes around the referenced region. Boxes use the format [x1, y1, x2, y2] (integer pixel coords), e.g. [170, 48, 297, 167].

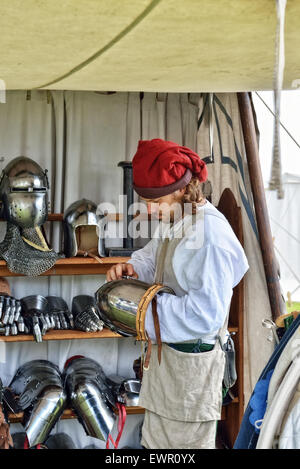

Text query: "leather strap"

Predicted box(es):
[136, 283, 164, 341]
[142, 296, 162, 369]
[77, 248, 104, 263]
[151, 296, 162, 364]
[143, 336, 152, 370]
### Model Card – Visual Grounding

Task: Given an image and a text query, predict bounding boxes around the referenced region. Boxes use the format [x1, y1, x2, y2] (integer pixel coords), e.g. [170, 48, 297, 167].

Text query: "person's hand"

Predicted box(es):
[106, 263, 138, 282]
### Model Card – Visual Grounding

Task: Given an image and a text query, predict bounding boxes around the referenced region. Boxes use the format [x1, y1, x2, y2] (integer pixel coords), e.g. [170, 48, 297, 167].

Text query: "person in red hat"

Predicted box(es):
[107, 138, 249, 449]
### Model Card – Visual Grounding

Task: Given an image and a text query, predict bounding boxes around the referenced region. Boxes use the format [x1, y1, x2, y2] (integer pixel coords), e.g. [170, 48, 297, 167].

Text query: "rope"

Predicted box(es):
[268, 0, 287, 199]
[270, 216, 300, 245]
[36, 0, 162, 89]
[255, 92, 300, 151]
[273, 244, 300, 285]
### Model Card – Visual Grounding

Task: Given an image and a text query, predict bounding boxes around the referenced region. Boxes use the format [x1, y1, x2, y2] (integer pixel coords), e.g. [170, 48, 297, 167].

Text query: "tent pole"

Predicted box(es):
[237, 92, 284, 321]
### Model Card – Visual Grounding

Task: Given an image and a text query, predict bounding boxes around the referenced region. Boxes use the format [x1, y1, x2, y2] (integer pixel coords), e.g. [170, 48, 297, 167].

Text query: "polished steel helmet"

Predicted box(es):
[63, 356, 116, 441]
[107, 375, 141, 407]
[63, 199, 106, 258]
[95, 277, 174, 337]
[0, 156, 49, 228]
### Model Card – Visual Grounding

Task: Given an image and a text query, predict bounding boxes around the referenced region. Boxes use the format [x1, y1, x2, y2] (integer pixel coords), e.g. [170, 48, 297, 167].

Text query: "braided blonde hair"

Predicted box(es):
[182, 177, 205, 214]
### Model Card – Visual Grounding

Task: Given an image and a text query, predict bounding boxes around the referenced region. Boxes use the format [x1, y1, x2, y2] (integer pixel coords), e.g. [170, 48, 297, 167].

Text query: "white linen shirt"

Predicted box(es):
[128, 201, 249, 344]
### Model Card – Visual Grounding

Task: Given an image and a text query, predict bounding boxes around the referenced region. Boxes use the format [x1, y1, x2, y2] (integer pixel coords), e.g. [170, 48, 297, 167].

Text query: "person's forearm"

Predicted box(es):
[126, 239, 157, 284]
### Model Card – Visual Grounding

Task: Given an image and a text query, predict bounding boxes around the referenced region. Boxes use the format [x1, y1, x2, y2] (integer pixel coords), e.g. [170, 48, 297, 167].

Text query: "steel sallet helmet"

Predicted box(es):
[0, 156, 49, 229]
[63, 198, 106, 258]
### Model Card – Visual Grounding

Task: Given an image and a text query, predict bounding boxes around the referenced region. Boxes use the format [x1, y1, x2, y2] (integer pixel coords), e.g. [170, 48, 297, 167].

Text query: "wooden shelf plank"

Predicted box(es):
[0, 256, 130, 277]
[1, 327, 238, 343]
[0, 327, 122, 342]
[8, 406, 145, 423]
[8, 400, 237, 423]
[1, 213, 123, 223]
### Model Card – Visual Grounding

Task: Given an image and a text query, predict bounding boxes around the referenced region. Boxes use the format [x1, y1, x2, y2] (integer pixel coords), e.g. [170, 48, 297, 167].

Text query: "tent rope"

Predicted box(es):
[274, 244, 300, 285]
[35, 0, 162, 90]
[255, 92, 300, 151]
[270, 216, 300, 245]
[268, 0, 287, 200]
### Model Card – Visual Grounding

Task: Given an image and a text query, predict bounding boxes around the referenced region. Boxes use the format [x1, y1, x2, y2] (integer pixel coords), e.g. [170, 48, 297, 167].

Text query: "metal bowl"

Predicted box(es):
[95, 277, 174, 337]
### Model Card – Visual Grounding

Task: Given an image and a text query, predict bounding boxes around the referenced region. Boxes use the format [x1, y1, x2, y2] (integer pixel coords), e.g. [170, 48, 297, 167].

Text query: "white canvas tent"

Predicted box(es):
[0, 0, 296, 449]
[1, 0, 300, 92]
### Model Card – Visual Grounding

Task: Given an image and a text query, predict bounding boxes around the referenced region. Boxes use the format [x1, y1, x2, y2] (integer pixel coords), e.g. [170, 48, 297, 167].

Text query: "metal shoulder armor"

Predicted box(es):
[9, 360, 66, 447]
[63, 356, 116, 441]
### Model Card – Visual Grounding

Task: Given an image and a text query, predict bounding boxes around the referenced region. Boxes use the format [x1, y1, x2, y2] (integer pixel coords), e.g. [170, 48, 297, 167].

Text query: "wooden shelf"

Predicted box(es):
[8, 406, 146, 423]
[1, 327, 238, 343]
[8, 399, 238, 424]
[0, 327, 123, 342]
[0, 256, 130, 277]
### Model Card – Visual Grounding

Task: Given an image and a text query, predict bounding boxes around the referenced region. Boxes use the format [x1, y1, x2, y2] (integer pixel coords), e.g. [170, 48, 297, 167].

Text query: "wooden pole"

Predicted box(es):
[237, 92, 284, 321]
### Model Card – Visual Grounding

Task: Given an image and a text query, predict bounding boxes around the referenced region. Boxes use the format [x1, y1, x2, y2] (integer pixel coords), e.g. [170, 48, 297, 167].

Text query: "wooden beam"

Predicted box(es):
[237, 92, 284, 321]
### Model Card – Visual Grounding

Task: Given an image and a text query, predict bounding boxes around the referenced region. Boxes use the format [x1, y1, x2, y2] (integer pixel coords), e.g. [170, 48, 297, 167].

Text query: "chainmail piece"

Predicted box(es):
[0, 223, 62, 276]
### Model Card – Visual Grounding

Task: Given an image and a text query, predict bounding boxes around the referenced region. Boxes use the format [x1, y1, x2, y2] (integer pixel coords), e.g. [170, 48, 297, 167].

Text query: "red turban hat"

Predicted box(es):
[132, 139, 207, 198]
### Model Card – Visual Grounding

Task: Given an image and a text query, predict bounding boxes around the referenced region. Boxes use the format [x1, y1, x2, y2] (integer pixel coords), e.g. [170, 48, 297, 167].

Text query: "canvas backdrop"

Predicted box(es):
[0, 91, 274, 447]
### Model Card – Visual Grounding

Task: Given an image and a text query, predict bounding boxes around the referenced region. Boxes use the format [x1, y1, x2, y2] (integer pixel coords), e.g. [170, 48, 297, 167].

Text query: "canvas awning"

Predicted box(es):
[1, 0, 300, 92]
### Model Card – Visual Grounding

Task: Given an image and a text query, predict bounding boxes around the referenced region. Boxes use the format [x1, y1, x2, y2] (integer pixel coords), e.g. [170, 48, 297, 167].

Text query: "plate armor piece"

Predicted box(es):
[8, 360, 67, 447]
[63, 356, 116, 441]
[95, 277, 174, 337]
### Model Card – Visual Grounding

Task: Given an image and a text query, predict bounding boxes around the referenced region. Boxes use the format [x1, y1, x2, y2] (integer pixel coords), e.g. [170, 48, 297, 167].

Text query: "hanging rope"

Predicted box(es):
[270, 216, 300, 245]
[255, 92, 300, 151]
[268, 0, 287, 199]
[273, 244, 300, 285]
[35, 0, 162, 90]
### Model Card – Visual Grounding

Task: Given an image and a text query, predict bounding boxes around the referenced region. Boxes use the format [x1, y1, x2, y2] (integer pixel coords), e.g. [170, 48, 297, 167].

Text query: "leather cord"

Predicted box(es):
[77, 248, 104, 263]
[143, 296, 162, 369]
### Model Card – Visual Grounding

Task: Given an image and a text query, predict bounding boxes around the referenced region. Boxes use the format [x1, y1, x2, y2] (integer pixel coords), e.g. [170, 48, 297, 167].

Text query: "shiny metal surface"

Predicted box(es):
[0, 156, 49, 228]
[63, 198, 106, 258]
[95, 278, 174, 337]
[119, 391, 140, 407]
[9, 360, 61, 396]
[70, 382, 116, 441]
[9, 359, 66, 447]
[123, 379, 141, 394]
[21, 295, 48, 315]
[64, 357, 116, 441]
[9, 360, 62, 403]
[24, 386, 67, 447]
[118, 379, 141, 407]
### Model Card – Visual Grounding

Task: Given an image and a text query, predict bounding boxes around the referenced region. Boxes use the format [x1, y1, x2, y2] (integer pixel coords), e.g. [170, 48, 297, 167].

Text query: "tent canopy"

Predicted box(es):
[1, 0, 300, 92]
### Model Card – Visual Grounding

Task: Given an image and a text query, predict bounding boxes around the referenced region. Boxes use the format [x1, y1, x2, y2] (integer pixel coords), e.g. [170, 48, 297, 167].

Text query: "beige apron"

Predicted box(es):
[139, 212, 227, 425]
